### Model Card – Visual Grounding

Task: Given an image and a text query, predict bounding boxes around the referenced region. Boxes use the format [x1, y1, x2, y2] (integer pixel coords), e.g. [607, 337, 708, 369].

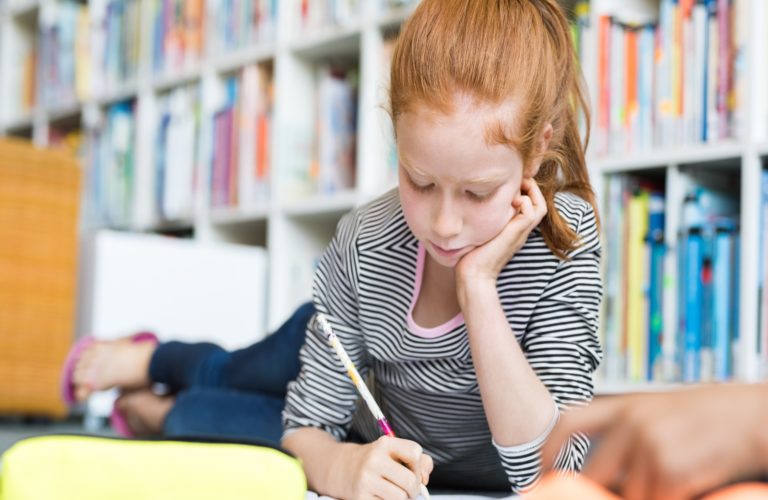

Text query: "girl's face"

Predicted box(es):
[396, 98, 529, 268]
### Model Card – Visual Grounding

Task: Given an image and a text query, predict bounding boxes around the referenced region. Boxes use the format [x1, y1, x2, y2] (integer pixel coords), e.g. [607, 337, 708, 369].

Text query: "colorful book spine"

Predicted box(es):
[210, 0, 276, 54]
[601, 175, 627, 382]
[712, 223, 735, 380]
[626, 189, 650, 382]
[151, 0, 205, 76]
[595, 0, 740, 157]
[89, 100, 136, 228]
[209, 65, 273, 209]
[300, 0, 359, 32]
[647, 192, 665, 380]
[156, 85, 200, 221]
[682, 226, 704, 382]
[314, 67, 358, 194]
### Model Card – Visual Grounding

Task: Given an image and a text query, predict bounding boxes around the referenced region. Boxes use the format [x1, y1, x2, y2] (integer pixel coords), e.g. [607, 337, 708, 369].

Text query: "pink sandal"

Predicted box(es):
[60, 331, 159, 437]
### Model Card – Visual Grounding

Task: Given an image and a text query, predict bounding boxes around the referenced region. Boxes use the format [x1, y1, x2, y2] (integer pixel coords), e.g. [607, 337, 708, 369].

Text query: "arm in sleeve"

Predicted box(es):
[282, 212, 369, 441]
[494, 200, 603, 491]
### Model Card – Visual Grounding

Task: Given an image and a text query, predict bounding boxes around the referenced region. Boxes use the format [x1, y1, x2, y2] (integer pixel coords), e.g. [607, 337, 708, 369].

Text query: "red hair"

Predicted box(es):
[389, 0, 598, 259]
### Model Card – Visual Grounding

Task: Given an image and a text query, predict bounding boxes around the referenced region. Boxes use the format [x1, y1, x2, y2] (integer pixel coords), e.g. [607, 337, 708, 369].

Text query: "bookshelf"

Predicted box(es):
[2, 0, 768, 395]
[0, 0, 413, 332]
[585, 0, 768, 391]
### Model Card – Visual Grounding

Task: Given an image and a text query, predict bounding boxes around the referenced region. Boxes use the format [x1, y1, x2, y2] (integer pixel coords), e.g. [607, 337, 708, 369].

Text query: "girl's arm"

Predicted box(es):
[456, 178, 558, 445]
[282, 209, 433, 498]
[457, 279, 557, 445]
[457, 182, 602, 490]
[283, 427, 353, 495]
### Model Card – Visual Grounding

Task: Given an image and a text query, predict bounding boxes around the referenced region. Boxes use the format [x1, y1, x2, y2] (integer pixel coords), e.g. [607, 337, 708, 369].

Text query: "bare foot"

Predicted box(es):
[114, 389, 175, 437]
[72, 337, 157, 402]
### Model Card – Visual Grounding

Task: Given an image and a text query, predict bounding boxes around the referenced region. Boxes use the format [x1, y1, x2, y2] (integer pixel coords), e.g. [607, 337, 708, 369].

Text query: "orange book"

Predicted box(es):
[673, 3, 683, 117]
[598, 15, 611, 133]
[256, 115, 269, 181]
[184, 0, 204, 60]
[23, 52, 36, 109]
[625, 29, 638, 127]
[680, 0, 696, 18]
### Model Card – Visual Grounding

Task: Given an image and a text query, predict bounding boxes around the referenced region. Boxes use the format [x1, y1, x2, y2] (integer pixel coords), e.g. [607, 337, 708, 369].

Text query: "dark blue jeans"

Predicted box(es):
[148, 302, 315, 445]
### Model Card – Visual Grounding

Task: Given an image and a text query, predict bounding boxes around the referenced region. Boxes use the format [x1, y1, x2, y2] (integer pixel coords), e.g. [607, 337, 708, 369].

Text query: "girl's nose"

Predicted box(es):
[433, 200, 462, 240]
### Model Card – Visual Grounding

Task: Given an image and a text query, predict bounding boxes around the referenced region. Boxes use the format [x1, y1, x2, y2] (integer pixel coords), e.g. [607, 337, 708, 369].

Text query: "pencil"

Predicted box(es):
[315, 313, 431, 500]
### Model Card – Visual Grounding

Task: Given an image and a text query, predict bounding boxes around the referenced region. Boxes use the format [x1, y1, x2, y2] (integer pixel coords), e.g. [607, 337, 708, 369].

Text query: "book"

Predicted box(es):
[626, 189, 650, 382]
[647, 192, 665, 380]
[314, 66, 358, 194]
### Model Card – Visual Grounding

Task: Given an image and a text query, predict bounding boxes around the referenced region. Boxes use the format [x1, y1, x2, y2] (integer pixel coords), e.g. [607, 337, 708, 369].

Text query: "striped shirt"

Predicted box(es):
[283, 188, 603, 492]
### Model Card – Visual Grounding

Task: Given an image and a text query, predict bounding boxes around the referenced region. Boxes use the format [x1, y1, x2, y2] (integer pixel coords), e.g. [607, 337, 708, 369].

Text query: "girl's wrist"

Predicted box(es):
[324, 442, 359, 497]
[456, 276, 498, 308]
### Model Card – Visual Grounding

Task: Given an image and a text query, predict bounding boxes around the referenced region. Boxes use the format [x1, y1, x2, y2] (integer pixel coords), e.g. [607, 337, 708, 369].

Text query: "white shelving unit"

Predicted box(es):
[0, 0, 415, 334]
[2, 0, 767, 394]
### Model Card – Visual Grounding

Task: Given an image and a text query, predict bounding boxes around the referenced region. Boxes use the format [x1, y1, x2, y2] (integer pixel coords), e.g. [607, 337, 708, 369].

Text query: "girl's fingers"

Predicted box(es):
[522, 177, 546, 206]
[581, 421, 633, 492]
[387, 438, 424, 473]
[419, 453, 434, 485]
[520, 178, 547, 221]
[381, 438, 428, 497]
[621, 443, 653, 500]
[379, 459, 422, 499]
[370, 475, 411, 500]
[515, 196, 533, 218]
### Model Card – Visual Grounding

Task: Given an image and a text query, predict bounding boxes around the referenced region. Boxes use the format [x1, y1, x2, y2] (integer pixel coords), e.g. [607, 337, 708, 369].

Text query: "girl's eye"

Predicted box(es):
[408, 176, 434, 192]
[466, 190, 492, 202]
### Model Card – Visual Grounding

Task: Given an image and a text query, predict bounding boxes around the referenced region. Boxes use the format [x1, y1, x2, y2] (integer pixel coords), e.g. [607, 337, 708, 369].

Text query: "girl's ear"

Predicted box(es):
[524, 123, 554, 179]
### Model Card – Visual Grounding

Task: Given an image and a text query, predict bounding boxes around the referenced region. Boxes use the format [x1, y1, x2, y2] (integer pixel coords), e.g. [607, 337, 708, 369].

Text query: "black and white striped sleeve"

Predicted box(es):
[282, 212, 368, 441]
[495, 197, 603, 491]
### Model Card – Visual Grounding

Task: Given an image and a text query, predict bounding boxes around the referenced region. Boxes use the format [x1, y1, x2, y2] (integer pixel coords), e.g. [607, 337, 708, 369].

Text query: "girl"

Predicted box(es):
[282, 0, 602, 497]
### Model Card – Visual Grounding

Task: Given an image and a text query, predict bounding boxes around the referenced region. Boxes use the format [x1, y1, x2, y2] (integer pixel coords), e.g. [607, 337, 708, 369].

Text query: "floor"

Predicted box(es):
[0, 415, 113, 456]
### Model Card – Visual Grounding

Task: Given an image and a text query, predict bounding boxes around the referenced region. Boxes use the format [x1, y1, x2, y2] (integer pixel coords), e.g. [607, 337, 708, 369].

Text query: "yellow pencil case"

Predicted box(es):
[0, 434, 306, 500]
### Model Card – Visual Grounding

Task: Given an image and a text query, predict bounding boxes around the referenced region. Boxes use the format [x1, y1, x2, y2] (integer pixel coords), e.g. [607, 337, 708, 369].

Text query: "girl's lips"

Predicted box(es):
[431, 242, 465, 258]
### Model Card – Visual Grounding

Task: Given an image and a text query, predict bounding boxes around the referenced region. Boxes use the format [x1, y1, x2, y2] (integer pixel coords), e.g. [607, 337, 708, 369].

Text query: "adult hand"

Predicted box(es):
[455, 178, 547, 287]
[330, 436, 433, 499]
[541, 384, 768, 500]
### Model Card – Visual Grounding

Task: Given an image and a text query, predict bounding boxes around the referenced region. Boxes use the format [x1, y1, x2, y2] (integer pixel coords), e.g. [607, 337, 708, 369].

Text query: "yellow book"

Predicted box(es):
[626, 191, 649, 382]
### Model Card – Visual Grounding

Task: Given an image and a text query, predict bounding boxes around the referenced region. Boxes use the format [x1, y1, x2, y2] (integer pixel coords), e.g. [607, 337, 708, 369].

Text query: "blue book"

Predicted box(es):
[638, 26, 655, 150]
[155, 111, 171, 219]
[712, 222, 736, 380]
[153, 0, 163, 72]
[759, 172, 768, 354]
[732, 231, 741, 361]
[683, 227, 704, 382]
[700, 228, 715, 380]
[647, 192, 665, 380]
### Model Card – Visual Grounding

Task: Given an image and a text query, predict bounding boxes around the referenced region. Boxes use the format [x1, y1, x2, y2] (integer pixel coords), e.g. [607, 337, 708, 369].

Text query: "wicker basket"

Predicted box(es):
[0, 138, 81, 418]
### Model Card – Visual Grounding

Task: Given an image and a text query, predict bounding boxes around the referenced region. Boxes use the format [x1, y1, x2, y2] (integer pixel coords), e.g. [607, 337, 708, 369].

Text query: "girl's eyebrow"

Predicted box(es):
[464, 176, 506, 186]
[400, 153, 508, 185]
[398, 155, 430, 178]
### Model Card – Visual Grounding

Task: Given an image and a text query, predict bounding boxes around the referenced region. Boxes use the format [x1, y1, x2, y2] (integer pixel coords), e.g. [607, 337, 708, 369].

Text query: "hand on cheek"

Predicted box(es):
[456, 178, 547, 286]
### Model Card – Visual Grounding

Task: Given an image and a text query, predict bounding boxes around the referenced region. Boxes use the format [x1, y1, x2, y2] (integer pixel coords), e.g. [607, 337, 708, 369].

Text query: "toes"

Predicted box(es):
[75, 382, 93, 403]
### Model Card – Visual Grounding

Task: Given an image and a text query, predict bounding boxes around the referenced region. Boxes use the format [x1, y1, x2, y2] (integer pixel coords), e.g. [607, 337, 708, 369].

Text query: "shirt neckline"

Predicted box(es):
[407, 241, 465, 339]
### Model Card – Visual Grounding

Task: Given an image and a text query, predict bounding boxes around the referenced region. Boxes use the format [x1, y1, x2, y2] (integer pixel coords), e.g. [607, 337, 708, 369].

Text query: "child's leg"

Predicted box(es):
[224, 302, 315, 395]
[149, 302, 315, 396]
[162, 387, 286, 445]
